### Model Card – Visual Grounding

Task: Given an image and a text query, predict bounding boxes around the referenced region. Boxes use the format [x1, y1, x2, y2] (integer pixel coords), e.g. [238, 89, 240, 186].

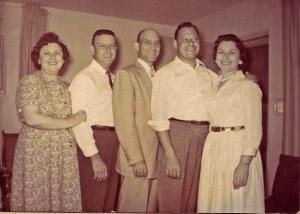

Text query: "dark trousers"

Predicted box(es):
[157, 120, 209, 212]
[77, 129, 120, 212]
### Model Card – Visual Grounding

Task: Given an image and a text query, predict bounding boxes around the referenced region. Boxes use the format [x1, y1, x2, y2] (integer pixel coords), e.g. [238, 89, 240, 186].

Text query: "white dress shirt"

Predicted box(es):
[137, 58, 155, 80]
[69, 59, 114, 157]
[148, 56, 219, 131]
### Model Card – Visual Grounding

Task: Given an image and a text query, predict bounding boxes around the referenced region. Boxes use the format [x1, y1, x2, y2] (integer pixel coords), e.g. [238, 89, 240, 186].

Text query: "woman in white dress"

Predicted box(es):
[197, 34, 265, 213]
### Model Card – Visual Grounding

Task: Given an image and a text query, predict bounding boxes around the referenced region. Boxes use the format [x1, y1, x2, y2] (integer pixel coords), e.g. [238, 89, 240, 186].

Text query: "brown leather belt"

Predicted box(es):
[170, 118, 209, 126]
[210, 126, 245, 132]
[92, 125, 115, 131]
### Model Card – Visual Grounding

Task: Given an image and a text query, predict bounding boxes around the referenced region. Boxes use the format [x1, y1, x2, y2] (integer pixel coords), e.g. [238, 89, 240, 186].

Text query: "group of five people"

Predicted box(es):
[10, 21, 265, 213]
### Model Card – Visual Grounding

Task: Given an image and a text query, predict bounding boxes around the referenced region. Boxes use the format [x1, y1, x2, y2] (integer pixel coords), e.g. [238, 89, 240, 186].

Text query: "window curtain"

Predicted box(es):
[19, 4, 48, 79]
[282, 0, 300, 157]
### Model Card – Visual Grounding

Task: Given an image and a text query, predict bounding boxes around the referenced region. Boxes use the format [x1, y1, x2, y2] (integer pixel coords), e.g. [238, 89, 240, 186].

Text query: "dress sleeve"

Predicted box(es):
[16, 74, 42, 121]
[241, 82, 263, 156]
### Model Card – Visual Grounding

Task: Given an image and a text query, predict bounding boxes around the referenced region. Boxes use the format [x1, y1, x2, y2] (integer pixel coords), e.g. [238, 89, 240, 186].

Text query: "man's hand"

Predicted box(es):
[245, 72, 258, 82]
[90, 153, 107, 182]
[165, 153, 181, 179]
[132, 160, 147, 177]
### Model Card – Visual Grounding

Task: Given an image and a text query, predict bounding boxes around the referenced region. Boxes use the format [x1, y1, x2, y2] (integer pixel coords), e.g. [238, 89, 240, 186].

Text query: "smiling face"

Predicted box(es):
[136, 29, 161, 66]
[38, 42, 64, 76]
[174, 27, 200, 63]
[215, 41, 240, 75]
[92, 34, 117, 70]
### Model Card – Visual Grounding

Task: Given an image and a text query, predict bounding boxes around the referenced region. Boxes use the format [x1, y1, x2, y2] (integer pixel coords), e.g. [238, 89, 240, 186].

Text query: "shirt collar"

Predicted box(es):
[219, 70, 245, 82]
[137, 58, 153, 73]
[90, 59, 108, 75]
[174, 56, 206, 70]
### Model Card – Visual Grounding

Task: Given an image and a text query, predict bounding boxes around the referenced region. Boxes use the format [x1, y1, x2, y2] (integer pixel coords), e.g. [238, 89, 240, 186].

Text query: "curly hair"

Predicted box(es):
[31, 32, 70, 70]
[213, 34, 248, 71]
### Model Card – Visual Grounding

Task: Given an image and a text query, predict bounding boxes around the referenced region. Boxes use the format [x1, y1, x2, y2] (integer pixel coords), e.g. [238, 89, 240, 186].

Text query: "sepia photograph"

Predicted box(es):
[0, 0, 299, 212]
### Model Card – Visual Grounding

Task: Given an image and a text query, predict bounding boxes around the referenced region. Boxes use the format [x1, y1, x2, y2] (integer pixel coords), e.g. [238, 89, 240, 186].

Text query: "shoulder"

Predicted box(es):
[239, 79, 262, 96]
[115, 62, 138, 77]
[155, 61, 176, 80]
[19, 72, 42, 86]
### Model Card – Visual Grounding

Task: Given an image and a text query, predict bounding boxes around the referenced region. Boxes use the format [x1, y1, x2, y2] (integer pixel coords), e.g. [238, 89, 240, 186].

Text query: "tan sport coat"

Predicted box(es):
[112, 60, 158, 179]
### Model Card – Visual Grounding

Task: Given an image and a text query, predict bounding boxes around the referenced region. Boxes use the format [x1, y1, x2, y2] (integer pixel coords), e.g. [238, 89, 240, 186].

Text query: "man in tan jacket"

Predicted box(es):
[112, 28, 161, 212]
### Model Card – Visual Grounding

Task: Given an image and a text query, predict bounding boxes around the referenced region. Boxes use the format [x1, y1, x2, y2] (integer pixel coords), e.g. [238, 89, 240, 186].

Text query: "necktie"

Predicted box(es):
[106, 70, 113, 89]
[150, 67, 155, 78]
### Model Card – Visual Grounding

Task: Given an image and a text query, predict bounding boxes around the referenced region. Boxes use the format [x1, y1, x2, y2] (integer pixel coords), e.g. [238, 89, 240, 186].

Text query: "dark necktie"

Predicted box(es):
[106, 70, 113, 89]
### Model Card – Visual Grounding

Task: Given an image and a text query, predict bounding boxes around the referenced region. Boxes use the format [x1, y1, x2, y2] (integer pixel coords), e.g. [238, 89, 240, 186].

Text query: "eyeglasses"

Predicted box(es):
[97, 44, 117, 51]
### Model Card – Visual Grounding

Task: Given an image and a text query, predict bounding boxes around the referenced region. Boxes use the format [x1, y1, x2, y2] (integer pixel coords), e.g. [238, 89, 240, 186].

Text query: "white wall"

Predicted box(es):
[47, 8, 175, 82]
[0, 2, 175, 133]
[194, 0, 283, 195]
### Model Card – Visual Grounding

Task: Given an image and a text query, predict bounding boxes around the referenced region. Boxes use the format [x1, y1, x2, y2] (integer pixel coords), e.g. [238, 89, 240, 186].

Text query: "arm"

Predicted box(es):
[233, 83, 262, 189]
[16, 74, 85, 129]
[23, 105, 85, 129]
[112, 70, 147, 177]
[157, 131, 181, 179]
[69, 74, 107, 182]
[149, 68, 181, 178]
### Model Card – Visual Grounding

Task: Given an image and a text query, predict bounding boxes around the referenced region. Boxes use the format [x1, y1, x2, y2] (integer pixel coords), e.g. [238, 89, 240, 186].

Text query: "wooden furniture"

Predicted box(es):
[0, 131, 18, 211]
[265, 154, 300, 212]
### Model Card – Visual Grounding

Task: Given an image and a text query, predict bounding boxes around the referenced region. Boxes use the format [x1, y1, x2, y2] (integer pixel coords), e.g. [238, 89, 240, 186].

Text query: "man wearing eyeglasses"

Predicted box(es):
[148, 22, 220, 212]
[69, 29, 119, 212]
[112, 28, 161, 212]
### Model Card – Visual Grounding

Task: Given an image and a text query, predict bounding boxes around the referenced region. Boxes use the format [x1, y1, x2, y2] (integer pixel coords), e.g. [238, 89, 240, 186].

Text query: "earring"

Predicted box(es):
[239, 60, 243, 65]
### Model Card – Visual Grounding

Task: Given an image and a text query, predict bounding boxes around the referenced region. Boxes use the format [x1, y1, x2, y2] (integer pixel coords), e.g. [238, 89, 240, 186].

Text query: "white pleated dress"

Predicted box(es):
[197, 71, 265, 213]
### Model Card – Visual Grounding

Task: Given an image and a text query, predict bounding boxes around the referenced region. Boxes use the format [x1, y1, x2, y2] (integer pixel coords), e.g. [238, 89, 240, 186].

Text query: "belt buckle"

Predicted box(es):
[223, 127, 232, 132]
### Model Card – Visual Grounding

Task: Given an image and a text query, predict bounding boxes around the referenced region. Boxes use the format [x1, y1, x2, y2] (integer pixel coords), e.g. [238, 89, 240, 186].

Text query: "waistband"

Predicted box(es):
[170, 118, 209, 126]
[92, 125, 115, 131]
[210, 126, 245, 132]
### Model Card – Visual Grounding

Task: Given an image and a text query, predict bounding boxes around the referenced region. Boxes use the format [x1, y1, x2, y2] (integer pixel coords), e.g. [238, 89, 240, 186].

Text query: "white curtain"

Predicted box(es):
[19, 4, 48, 79]
[282, 0, 300, 157]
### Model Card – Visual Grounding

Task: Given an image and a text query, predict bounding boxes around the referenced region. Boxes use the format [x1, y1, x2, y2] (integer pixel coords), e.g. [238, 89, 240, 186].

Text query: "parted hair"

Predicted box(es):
[91, 29, 116, 45]
[31, 32, 69, 70]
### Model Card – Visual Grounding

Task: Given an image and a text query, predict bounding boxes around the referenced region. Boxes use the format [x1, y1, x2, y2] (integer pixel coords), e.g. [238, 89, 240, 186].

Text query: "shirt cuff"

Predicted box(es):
[242, 147, 257, 156]
[81, 144, 99, 157]
[148, 119, 170, 131]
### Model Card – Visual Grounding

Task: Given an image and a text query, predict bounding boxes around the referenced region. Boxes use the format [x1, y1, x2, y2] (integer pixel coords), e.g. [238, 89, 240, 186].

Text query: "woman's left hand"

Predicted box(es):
[233, 163, 250, 189]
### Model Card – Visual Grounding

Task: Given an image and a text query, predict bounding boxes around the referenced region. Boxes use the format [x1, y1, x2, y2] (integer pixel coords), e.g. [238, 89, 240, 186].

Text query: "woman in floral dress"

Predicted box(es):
[197, 34, 265, 213]
[11, 32, 86, 212]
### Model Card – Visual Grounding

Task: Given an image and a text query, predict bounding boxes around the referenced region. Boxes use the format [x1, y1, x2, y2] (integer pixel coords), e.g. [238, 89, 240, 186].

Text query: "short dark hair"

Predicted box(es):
[91, 29, 116, 45]
[213, 34, 248, 70]
[31, 32, 69, 70]
[174, 22, 200, 40]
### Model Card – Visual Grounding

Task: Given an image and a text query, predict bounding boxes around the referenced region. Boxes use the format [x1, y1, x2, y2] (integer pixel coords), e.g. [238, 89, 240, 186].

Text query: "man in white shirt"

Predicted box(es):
[112, 28, 160, 212]
[69, 29, 119, 212]
[148, 22, 219, 212]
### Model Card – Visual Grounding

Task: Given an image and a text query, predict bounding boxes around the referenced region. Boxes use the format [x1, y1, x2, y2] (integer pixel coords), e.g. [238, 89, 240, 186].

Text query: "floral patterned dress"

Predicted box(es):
[11, 72, 82, 212]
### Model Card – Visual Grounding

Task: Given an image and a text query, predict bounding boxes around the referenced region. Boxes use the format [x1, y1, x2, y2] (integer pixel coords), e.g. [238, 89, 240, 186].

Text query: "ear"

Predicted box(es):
[134, 42, 139, 52]
[173, 39, 178, 50]
[38, 58, 41, 65]
[239, 60, 243, 65]
[90, 45, 95, 55]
